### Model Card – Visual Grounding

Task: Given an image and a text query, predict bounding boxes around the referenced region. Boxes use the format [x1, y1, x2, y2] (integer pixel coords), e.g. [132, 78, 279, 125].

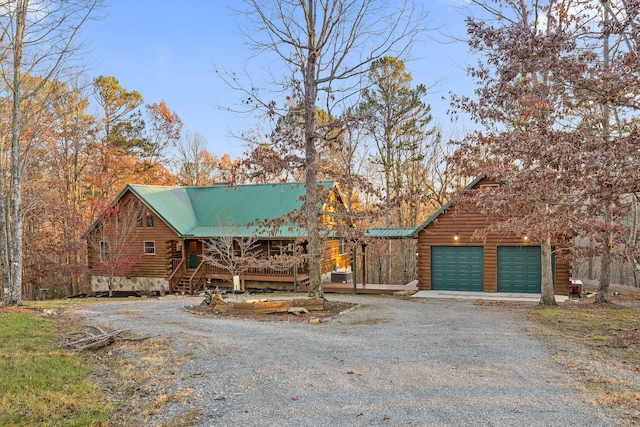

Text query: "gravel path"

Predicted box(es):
[70, 296, 621, 426]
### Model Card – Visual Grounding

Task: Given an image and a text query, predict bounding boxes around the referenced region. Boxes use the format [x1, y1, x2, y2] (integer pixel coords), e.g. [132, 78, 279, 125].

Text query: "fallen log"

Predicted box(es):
[60, 328, 151, 351]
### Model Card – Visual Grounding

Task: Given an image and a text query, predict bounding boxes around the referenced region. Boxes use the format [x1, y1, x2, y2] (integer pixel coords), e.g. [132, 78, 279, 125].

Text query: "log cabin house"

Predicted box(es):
[413, 175, 572, 295]
[86, 181, 351, 295]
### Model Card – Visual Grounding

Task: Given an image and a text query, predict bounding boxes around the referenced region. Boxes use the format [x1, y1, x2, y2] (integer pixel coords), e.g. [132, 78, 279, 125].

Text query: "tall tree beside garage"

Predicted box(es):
[0, 0, 103, 306]
[452, 0, 583, 306]
[361, 56, 437, 284]
[225, 0, 428, 298]
[453, 1, 640, 304]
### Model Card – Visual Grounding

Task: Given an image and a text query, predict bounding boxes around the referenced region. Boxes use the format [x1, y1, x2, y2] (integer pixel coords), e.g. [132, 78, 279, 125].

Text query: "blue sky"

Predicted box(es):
[83, 1, 475, 158]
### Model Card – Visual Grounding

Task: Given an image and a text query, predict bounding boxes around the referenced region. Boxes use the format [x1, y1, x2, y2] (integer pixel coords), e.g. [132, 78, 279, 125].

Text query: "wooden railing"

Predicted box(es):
[204, 263, 308, 277]
[189, 260, 207, 294]
[168, 258, 185, 294]
[169, 255, 309, 294]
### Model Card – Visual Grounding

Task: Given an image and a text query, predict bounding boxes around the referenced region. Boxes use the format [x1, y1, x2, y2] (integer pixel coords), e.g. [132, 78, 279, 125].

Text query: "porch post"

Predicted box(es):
[362, 243, 367, 287]
[293, 262, 298, 292]
[352, 244, 357, 294]
[291, 239, 297, 292]
[180, 238, 186, 266]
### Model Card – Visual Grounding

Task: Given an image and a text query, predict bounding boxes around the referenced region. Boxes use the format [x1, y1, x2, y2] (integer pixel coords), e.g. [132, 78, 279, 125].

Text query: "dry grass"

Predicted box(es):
[92, 335, 191, 426]
[16, 298, 201, 426]
[530, 284, 640, 426]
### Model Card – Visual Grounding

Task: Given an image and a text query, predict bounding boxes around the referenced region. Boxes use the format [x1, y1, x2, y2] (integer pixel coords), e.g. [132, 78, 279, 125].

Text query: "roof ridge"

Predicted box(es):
[128, 180, 334, 190]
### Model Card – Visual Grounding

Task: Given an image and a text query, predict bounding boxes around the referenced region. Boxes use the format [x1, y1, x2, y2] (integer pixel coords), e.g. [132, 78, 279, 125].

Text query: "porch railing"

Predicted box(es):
[204, 263, 308, 277]
[170, 256, 308, 283]
[168, 258, 185, 293]
[188, 260, 207, 294]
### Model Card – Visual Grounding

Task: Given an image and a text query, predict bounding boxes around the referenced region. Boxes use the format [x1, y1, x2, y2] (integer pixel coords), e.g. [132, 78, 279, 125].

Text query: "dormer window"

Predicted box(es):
[480, 184, 499, 190]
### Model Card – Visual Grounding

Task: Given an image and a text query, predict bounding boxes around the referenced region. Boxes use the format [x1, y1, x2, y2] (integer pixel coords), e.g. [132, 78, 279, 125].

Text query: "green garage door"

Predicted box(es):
[497, 246, 542, 293]
[431, 246, 484, 291]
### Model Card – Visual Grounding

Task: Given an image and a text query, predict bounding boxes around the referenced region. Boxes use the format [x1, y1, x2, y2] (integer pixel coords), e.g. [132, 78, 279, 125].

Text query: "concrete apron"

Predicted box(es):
[411, 290, 568, 303]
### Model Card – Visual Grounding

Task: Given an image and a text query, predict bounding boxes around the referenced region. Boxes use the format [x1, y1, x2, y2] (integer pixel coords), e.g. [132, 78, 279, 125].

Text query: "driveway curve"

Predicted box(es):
[70, 296, 619, 427]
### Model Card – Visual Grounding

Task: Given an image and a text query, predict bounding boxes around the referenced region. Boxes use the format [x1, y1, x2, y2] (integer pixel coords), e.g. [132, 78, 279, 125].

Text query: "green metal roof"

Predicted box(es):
[127, 181, 335, 238]
[364, 227, 418, 239]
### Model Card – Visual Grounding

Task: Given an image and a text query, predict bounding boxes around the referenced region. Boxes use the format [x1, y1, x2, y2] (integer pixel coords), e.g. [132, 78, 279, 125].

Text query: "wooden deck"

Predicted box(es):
[298, 280, 419, 295]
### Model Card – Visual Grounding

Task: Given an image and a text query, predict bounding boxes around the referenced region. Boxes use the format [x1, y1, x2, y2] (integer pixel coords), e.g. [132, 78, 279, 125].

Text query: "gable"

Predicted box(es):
[127, 185, 198, 235]
[412, 174, 504, 236]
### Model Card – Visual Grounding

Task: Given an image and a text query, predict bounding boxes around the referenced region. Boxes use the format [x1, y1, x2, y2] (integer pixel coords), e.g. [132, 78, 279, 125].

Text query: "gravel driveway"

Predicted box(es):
[70, 296, 620, 427]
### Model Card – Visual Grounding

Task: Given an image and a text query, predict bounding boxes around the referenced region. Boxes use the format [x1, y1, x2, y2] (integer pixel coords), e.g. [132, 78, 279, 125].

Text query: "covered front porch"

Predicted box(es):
[167, 239, 310, 294]
[168, 257, 310, 295]
[167, 229, 419, 296]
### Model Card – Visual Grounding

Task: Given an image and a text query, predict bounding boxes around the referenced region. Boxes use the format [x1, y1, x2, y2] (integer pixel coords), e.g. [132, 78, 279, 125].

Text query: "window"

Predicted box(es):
[269, 240, 292, 257]
[99, 241, 109, 262]
[339, 239, 348, 255]
[480, 184, 499, 190]
[144, 241, 156, 255]
[135, 201, 143, 227]
[146, 213, 154, 227]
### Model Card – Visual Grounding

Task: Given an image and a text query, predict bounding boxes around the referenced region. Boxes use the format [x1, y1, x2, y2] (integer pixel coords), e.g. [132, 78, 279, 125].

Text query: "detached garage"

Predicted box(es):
[414, 176, 571, 295]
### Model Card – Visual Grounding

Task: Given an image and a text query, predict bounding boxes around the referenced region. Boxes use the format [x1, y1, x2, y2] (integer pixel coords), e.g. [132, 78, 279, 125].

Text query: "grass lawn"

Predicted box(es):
[0, 306, 113, 426]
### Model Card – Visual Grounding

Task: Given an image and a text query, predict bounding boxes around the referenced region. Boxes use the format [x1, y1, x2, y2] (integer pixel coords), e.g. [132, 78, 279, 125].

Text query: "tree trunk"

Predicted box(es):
[588, 236, 594, 280]
[596, 202, 613, 303]
[304, 2, 323, 299]
[626, 193, 640, 286]
[3, 0, 27, 306]
[384, 150, 391, 284]
[539, 234, 557, 305]
[596, 6, 613, 304]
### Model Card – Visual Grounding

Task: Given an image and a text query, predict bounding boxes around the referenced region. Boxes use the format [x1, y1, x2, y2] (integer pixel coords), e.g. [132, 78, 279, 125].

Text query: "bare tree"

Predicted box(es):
[88, 202, 145, 297]
[175, 131, 215, 186]
[0, 0, 103, 305]
[202, 228, 300, 290]
[220, 0, 427, 298]
[202, 235, 263, 290]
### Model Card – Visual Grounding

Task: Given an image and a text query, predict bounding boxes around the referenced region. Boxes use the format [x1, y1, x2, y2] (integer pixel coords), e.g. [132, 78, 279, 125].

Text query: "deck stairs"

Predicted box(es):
[172, 277, 190, 294]
[172, 276, 205, 295]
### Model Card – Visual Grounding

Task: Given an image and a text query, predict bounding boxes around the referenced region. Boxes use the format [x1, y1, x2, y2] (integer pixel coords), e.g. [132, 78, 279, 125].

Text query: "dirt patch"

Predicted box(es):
[0, 305, 42, 314]
[472, 300, 536, 308]
[185, 299, 357, 323]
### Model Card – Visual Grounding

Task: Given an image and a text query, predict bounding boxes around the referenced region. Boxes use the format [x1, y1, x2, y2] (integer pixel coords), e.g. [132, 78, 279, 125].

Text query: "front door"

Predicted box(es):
[187, 241, 199, 269]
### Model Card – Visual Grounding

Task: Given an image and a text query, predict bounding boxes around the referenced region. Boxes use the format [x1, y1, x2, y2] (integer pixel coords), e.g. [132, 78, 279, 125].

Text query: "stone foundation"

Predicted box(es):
[91, 276, 168, 294]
